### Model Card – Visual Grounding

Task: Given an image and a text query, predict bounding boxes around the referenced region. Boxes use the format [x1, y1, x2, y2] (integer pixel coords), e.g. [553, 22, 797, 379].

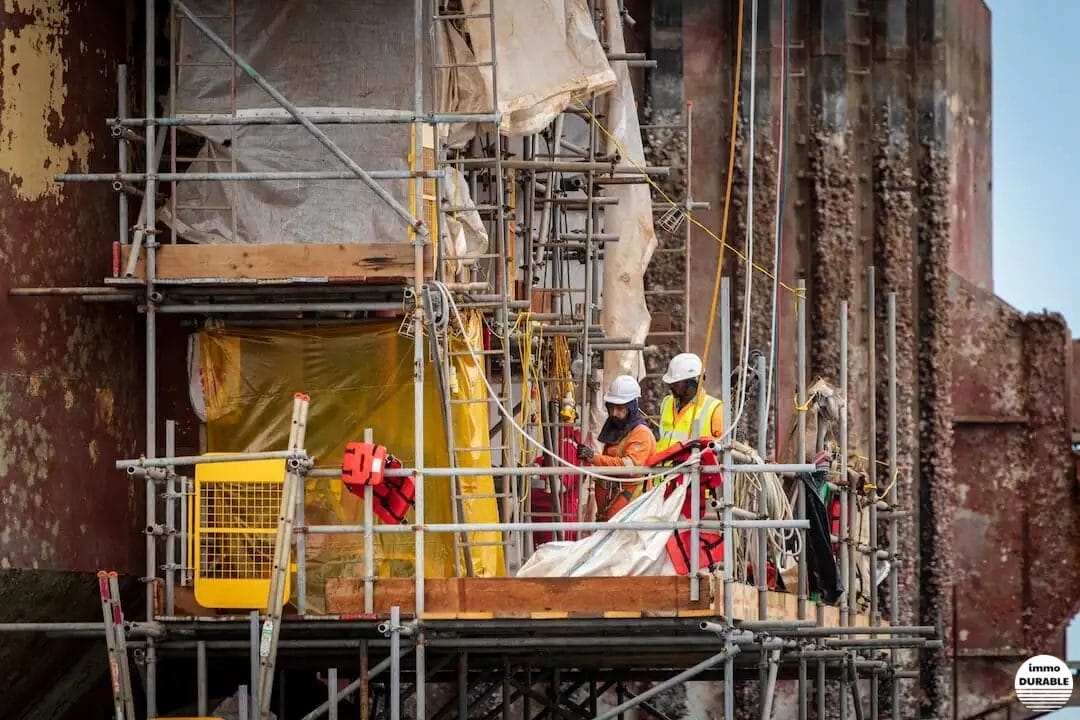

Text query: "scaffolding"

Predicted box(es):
[3, 0, 938, 718]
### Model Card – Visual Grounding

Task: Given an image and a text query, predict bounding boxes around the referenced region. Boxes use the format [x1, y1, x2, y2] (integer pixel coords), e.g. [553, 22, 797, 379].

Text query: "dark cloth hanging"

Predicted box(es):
[799, 469, 844, 603]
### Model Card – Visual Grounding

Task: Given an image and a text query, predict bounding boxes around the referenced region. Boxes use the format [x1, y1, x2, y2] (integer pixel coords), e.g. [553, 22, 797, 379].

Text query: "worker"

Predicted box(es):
[657, 352, 723, 451]
[576, 375, 657, 520]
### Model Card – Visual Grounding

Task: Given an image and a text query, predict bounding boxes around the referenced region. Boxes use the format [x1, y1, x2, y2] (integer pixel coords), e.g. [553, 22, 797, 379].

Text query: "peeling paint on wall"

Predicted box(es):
[0, 0, 91, 201]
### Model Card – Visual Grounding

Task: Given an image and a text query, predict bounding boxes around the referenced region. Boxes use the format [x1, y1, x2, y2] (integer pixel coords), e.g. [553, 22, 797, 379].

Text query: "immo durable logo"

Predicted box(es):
[1014, 654, 1073, 712]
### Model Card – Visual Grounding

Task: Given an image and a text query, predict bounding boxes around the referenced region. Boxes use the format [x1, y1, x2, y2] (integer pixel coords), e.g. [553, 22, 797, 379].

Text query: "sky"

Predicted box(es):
[988, 1, 1079, 713]
[991, 0, 1080, 331]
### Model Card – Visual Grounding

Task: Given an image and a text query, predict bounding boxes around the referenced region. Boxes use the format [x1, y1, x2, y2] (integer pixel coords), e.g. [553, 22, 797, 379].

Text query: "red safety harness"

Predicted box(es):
[341, 442, 415, 525]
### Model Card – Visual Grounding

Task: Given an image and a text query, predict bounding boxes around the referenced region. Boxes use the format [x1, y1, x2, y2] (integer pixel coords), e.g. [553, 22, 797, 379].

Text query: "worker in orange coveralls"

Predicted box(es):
[576, 375, 657, 520]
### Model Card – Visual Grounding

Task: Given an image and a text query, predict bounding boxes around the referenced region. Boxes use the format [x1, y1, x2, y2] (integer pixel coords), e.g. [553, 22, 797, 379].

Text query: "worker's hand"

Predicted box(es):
[813, 450, 831, 474]
[576, 443, 595, 462]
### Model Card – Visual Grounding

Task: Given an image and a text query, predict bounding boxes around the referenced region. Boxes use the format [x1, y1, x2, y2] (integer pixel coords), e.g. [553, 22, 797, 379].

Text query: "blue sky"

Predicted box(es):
[991, 0, 1080, 332]
[989, 1, 1079, 713]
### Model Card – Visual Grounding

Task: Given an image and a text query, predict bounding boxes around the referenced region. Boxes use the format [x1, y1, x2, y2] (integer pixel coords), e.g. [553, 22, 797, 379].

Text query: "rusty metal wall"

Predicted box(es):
[0, 1, 140, 717]
[647, 0, 1078, 717]
[0, 1, 140, 573]
[950, 275, 1079, 719]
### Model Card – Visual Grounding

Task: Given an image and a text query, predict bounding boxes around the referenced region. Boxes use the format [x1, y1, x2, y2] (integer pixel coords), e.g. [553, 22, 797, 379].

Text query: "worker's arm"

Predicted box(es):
[710, 402, 725, 437]
[591, 425, 657, 468]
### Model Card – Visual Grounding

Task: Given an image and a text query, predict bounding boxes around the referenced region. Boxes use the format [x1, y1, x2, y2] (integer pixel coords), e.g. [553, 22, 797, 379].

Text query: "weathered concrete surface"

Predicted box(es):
[951, 275, 1080, 719]
[946, 0, 993, 293]
[0, 1, 140, 717]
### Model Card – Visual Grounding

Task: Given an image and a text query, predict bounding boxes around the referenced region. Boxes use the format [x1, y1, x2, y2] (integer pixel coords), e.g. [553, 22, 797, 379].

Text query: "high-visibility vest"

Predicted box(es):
[657, 393, 722, 451]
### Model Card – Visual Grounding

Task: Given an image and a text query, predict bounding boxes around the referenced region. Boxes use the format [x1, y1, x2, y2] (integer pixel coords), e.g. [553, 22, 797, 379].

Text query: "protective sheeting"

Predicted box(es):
[517, 480, 686, 577]
[192, 321, 505, 613]
[440, 165, 489, 273]
[445, 0, 616, 139]
[591, 0, 657, 435]
[168, 0, 417, 245]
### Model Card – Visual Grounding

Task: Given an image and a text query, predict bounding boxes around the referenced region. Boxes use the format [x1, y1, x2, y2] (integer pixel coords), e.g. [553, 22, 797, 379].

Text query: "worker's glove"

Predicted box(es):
[576, 444, 595, 462]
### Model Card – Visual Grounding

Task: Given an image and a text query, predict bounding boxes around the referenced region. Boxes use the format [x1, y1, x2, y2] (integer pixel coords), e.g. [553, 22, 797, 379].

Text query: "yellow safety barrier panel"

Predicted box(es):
[195, 320, 504, 613]
[193, 458, 292, 609]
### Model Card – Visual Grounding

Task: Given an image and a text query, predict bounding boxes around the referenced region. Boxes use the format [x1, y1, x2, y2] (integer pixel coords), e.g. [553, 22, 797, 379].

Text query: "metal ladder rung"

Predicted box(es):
[647, 331, 685, 338]
[435, 60, 496, 69]
[434, 12, 493, 21]
[652, 247, 688, 254]
[449, 398, 495, 406]
[453, 445, 508, 453]
[455, 493, 515, 500]
[644, 289, 685, 296]
[174, 205, 235, 211]
[441, 204, 500, 213]
[448, 349, 502, 357]
[459, 541, 510, 548]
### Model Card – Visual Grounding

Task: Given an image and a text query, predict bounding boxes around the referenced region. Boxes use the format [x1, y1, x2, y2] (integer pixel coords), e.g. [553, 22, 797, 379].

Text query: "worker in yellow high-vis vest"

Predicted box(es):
[657, 352, 724, 451]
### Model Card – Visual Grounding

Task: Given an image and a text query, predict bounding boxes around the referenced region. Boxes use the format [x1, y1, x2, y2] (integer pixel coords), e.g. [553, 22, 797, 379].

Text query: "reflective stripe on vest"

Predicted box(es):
[657, 393, 722, 451]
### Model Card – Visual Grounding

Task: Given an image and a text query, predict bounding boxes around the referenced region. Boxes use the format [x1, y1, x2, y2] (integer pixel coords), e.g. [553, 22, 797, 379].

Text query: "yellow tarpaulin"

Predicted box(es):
[197, 319, 505, 613]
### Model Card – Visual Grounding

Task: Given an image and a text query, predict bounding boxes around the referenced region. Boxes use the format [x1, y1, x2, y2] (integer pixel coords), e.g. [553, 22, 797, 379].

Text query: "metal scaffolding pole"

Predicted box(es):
[867, 267, 879, 720]
[721, 277, 735, 720]
[887, 291, 901, 720]
[412, 3, 428, 717]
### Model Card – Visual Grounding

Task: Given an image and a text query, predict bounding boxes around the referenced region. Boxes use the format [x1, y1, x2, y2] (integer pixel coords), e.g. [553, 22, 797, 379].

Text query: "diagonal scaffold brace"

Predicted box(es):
[98, 570, 137, 720]
[258, 393, 311, 717]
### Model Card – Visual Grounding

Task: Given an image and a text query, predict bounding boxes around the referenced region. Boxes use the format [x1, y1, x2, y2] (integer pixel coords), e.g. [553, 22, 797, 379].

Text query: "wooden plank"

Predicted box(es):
[324, 578, 460, 616]
[323, 576, 837, 622]
[458, 577, 683, 618]
[120, 242, 431, 282]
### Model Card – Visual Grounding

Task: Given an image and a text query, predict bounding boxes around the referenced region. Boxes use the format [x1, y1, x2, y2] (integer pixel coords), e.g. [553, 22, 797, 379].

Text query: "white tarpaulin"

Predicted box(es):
[169, 0, 418, 245]
[455, 0, 617, 138]
[517, 480, 685, 578]
[590, 0, 657, 435]
[169, 0, 615, 246]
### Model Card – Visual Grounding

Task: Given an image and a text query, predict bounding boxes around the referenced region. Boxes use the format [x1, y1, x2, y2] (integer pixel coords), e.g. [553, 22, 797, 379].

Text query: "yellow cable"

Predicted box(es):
[701, 0, 745, 372]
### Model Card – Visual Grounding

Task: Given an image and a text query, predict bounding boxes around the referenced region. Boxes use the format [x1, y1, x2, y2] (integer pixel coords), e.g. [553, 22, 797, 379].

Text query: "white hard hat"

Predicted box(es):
[662, 352, 703, 384]
[603, 374, 641, 405]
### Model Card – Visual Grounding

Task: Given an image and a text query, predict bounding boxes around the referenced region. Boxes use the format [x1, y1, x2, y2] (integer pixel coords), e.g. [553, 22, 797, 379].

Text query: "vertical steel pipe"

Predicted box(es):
[117, 64, 129, 254]
[328, 668, 339, 720]
[410, 2, 427, 716]
[165, 419, 176, 615]
[364, 428, 375, 614]
[756, 352, 768, 454]
[683, 101, 694, 353]
[239, 685, 249, 720]
[839, 301, 849, 630]
[197, 640, 208, 716]
[867, 267, 879, 718]
[390, 605, 402, 720]
[721, 277, 735, 720]
[250, 610, 261, 720]
[887, 292, 900, 720]
[690, 450, 702, 601]
[143, 3, 159, 717]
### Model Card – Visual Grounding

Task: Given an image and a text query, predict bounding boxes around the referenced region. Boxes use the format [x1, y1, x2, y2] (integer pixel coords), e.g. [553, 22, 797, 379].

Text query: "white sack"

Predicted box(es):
[517, 480, 685, 578]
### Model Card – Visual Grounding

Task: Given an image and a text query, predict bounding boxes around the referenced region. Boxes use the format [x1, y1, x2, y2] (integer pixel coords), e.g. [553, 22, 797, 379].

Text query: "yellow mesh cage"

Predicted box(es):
[193, 458, 292, 609]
